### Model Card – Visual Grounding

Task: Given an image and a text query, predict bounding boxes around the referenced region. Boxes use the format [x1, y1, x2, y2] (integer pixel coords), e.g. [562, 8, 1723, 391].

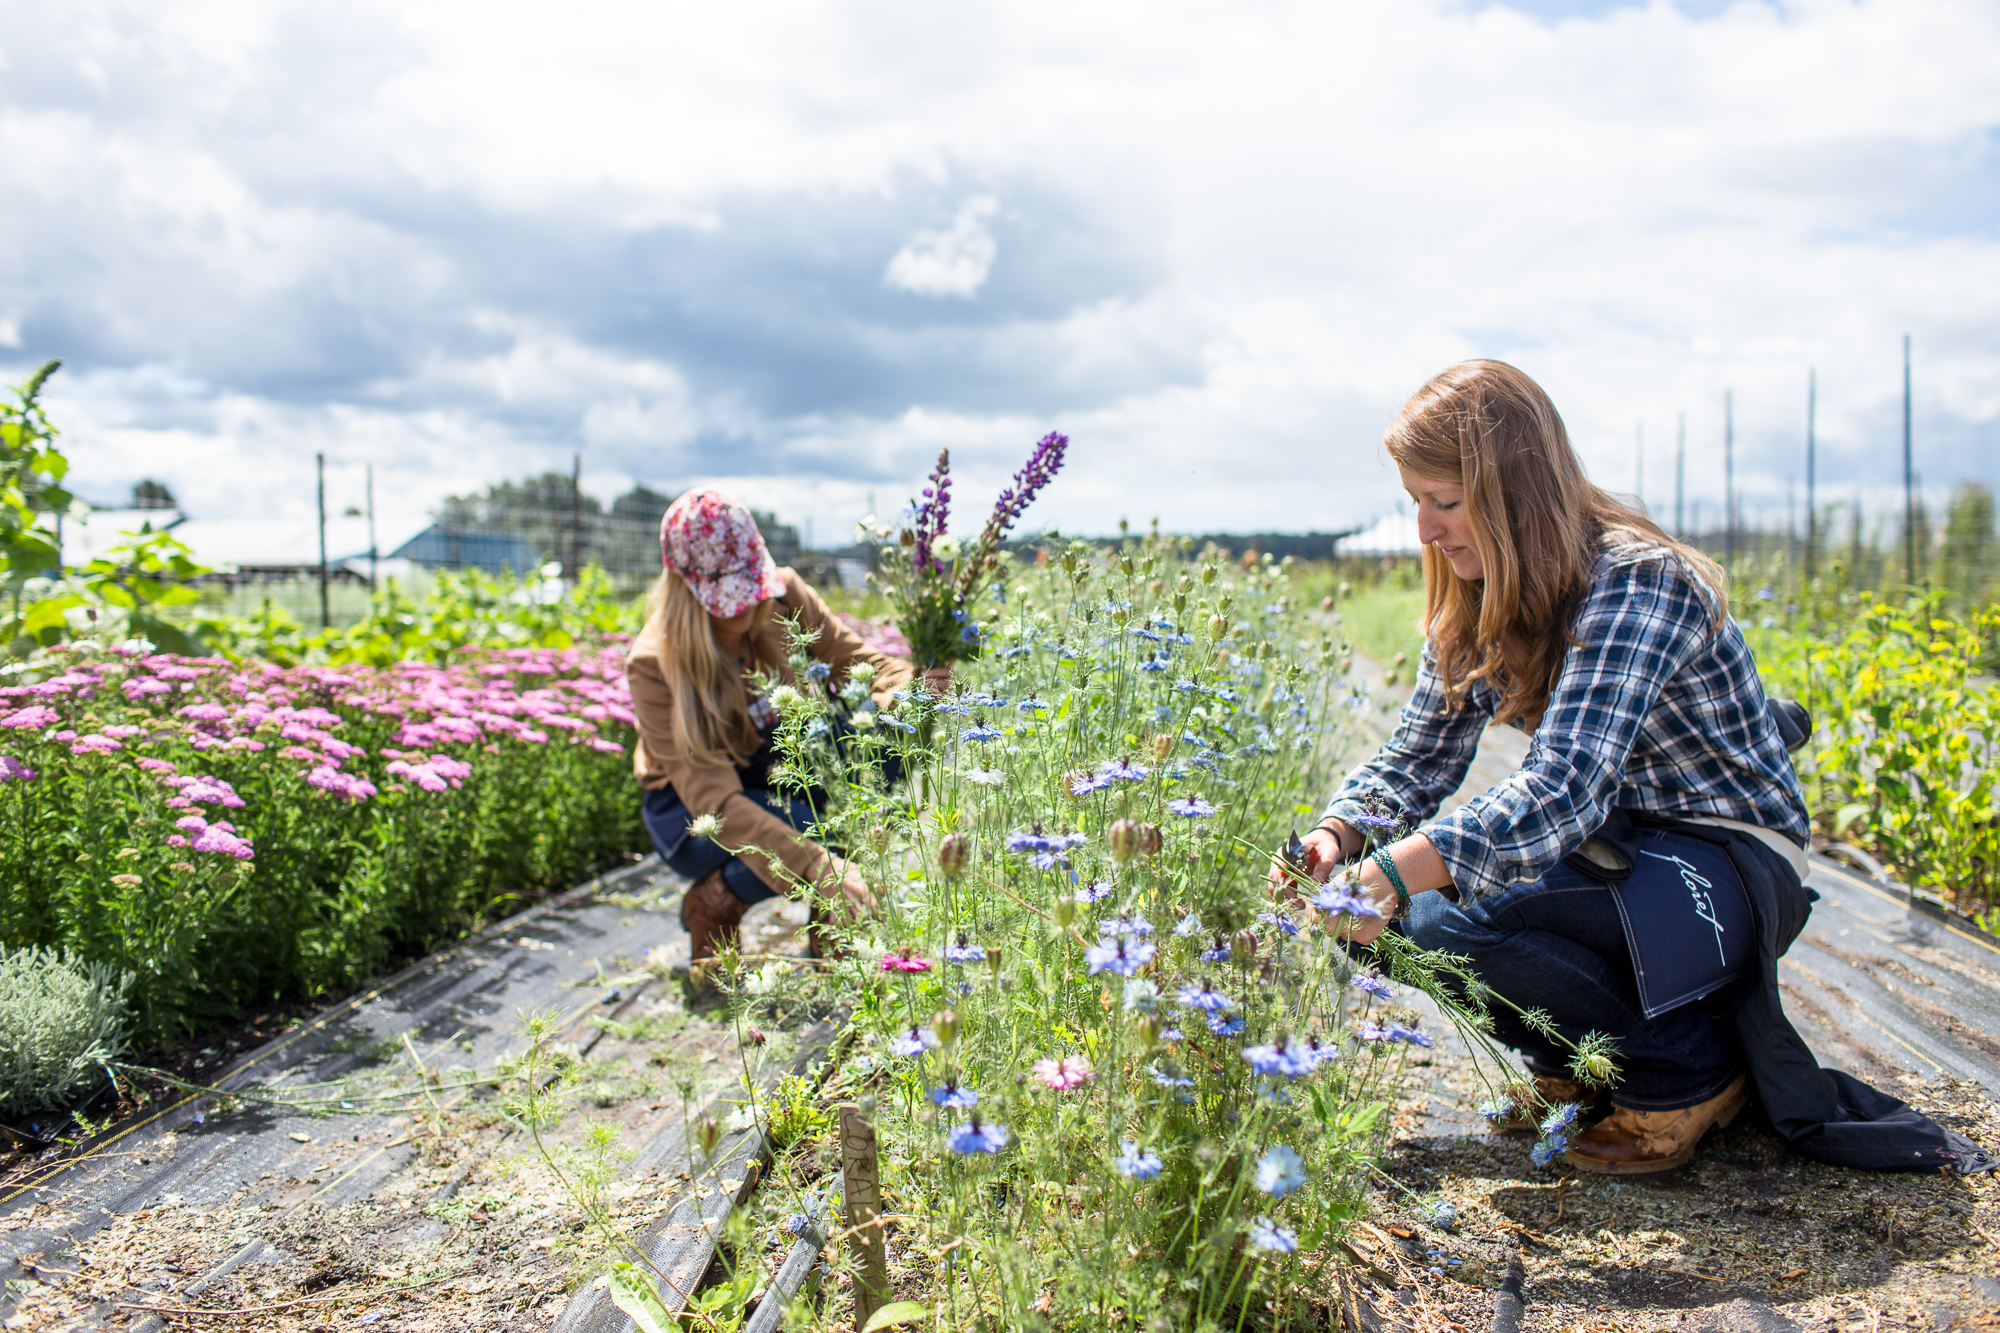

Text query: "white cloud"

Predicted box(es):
[883, 196, 1000, 299]
[2, 0, 1997, 549]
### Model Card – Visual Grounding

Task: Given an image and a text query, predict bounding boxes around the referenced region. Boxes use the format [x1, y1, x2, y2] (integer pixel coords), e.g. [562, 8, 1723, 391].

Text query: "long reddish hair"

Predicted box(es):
[1386, 360, 1726, 727]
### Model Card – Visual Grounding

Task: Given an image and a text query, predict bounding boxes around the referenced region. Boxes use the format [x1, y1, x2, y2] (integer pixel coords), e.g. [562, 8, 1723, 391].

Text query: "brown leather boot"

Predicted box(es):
[1487, 1076, 1595, 1134]
[679, 869, 748, 965]
[1564, 1074, 1749, 1175]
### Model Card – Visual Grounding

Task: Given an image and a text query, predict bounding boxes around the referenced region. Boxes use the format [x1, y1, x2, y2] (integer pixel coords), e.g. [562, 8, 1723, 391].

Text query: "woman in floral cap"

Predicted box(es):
[629, 488, 913, 967]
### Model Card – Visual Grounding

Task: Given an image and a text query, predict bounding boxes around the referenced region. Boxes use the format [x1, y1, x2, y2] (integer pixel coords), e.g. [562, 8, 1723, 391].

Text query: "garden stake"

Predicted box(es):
[838, 1102, 890, 1327]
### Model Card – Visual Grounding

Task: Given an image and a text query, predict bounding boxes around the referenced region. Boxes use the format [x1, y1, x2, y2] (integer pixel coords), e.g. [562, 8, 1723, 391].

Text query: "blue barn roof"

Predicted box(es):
[390, 523, 541, 573]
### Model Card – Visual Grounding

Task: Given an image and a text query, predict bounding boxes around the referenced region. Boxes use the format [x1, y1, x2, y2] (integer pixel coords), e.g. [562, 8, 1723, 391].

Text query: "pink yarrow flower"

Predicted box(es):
[1, 705, 59, 729]
[1031, 1055, 1096, 1091]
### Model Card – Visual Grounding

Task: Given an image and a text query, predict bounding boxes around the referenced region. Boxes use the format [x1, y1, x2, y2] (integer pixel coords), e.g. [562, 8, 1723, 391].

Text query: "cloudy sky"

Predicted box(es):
[5, 0, 1998, 553]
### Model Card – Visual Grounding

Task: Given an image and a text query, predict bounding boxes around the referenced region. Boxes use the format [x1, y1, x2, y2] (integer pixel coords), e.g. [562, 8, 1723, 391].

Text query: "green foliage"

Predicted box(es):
[201, 563, 642, 667]
[0, 945, 133, 1115]
[0, 360, 80, 651]
[1747, 593, 2000, 920]
[761, 1071, 834, 1150]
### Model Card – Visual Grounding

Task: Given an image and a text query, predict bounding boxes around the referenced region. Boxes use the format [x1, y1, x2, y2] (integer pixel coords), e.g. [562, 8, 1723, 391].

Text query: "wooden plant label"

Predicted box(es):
[838, 1103, 890, 1327]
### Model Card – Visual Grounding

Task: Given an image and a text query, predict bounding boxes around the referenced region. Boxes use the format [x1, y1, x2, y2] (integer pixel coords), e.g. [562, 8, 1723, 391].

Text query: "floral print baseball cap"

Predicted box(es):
[660, 488, 788, 618]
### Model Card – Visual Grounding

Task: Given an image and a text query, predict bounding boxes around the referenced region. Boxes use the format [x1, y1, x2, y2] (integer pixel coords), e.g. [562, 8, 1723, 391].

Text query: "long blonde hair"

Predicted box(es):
[1386, 360, 1726, 727]
[647, 571, 776, 766]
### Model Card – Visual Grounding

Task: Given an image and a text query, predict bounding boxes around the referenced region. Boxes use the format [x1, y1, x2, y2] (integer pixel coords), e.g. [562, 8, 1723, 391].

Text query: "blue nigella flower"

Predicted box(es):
[1084, 938, 1156, 977]
[1530, 1140, 1562, 1167]
[1208, 1013, 1247, 1037]
[1173, 678, 1199, 693]
[1257, 911, 1300, 936]
[1254, 1145, 1307, 1197]
[1176, 984, 1233, 1013]
[1099, 914, 1152, 937]
[943, 941, 987, 963]
[1242, 1041, 1318, 1079]
[1478, 1098, 1516, 1123]
[946, 1119, 1010, 1155]
[1015, 697, 1049, 714]
[1311, 882, 1380, 917]
[1123, 979, 1160, 1012]
[878, 713, 916, 733]
[1076, 880, 1114, 903]
[1248, 1217, 1298, 1252]
[1350, 973, 1394, 998]
[929, 1083, 978, 1109]
[1158, 1026, 1184, 1042]
[891, 1027, 940, 1057]
[1539, 1103, 1580, 1135]
[1113, 1140, 1164, 1180]
[961, 723, 1002, 743]
[1067, 771, 1114, 795]
[1139, 657, 1168, 672]
[784, 1212, 813, 1236]
[1167, 794, 1216, 818]
[1100, 758, 1149, 782]
[1429, 1199, 1458, 1229]
[1148, 1064, 1194, 1088]
[1199, 941, 1232, 963]
[804, 661, 832, 682]
[1129, 627, 1163, 643]
[1174, 913, 1203, 937]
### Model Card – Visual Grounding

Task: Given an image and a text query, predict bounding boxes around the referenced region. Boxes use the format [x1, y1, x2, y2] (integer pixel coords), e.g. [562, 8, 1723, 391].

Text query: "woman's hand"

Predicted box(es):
[827, 858, 877, 921]
[1267, 823, 1350, 904]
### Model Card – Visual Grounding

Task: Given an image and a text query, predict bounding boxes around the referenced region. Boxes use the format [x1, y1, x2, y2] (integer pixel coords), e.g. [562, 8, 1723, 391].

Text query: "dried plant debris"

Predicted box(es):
[1367, 1069, 2000, 1331]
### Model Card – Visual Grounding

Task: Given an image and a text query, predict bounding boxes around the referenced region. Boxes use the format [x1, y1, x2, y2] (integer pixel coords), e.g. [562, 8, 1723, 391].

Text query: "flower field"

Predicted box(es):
[705, 535, 1507, 1330]
[0, 639, 644, 1042]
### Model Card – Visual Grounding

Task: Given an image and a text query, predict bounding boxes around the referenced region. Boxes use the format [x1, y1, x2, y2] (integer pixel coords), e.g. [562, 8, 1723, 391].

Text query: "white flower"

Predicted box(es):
[689, 813, 724, 840]
[964, 768, 1007, 787]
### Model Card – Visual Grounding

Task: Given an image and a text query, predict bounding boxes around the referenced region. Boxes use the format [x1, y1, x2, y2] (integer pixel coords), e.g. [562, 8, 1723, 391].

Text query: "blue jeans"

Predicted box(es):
[1404, 858, 1743, 1110]
[641, 785, 819, 906]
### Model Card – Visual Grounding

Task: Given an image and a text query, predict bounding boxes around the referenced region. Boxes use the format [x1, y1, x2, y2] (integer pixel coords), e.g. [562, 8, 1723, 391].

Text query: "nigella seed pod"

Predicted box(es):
[1209, 614, 1229, 640]
[1200, 565, 1217, 587]
[933, 1009, 961, 1051]
[1052, 895, 1077, 929]
[1234, 928, 1259, 960]
[868, 825, 892, 854]
[1138, 823, 1164, 857]
[1136, 1015, 1160, 1051]
[936, 832, 972, 876]
[1150, 733, 1174, 761]
[1108, 818, 1142, 862]
[695, 1115, 722, 1158]
[1319, 595, 1334, 613]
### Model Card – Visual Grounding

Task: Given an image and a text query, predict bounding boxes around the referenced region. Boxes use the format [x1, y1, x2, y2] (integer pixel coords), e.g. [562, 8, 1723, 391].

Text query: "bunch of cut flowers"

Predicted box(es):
[865, 431, 1067, 675]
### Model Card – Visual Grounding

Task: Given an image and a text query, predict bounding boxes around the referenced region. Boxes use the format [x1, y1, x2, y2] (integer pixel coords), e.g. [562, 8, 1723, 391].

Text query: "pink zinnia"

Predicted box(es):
[1031, 1056, 1095, 1091]
[880, 949, 932, 974]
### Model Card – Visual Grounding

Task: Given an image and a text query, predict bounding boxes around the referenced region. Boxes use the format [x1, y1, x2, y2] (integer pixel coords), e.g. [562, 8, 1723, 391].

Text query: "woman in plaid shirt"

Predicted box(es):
[1290, 359, 1815, 1174]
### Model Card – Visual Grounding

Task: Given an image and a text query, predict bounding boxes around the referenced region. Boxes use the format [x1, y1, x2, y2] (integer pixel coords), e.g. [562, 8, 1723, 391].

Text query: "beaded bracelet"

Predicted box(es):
[1370, 848, 1411, 920]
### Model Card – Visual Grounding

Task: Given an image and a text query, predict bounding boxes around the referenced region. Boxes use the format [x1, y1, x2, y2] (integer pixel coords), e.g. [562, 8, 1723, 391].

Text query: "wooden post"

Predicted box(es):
[838, 1103, 889, 1328]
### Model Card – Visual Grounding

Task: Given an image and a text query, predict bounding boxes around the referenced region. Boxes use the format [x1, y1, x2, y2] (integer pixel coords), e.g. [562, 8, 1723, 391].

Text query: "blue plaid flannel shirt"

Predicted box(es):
[1323, 539, 1810, 899]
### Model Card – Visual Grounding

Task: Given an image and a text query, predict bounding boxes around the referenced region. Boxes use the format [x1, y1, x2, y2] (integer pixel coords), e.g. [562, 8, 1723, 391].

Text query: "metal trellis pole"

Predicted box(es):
[316, 452, 330, 629]
[1805, 368, 1816, 582]
[1903, 334, 1916, 586]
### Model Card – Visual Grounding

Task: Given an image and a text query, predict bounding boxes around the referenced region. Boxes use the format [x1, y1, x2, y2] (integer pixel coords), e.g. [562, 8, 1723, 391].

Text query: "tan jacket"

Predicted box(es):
[626, 568, 914, 892]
